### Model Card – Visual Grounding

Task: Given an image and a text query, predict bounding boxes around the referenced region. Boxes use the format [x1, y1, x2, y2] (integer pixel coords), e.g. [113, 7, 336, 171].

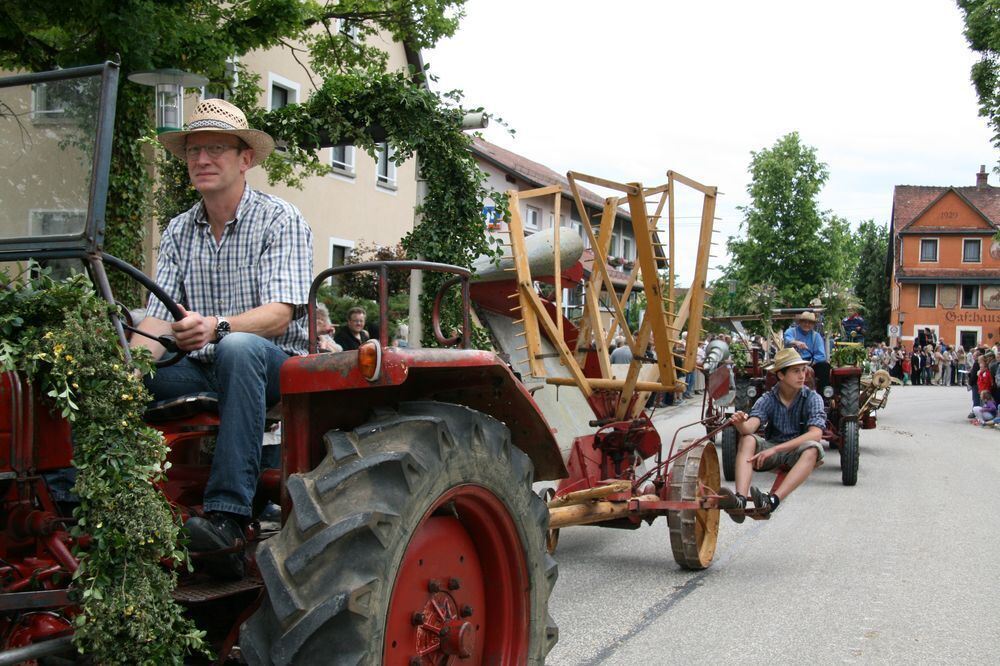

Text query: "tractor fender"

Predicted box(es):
[280, 347, 567, 482]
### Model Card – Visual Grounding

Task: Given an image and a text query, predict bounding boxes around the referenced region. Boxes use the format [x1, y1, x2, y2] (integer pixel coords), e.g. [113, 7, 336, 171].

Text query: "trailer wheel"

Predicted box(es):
[241, 402, 558, 665]
[720, 426, 738, 482]
[666, 442, 721, 570]
[839, 420, 859, 486]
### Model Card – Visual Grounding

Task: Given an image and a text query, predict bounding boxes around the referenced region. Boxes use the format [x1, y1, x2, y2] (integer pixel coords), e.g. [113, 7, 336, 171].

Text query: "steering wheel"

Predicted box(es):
[101, 254, 188, 369]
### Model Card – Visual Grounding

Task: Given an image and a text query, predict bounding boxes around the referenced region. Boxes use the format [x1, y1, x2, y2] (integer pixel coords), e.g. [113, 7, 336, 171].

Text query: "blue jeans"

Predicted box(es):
[144, 333, 288, 517]
[683, 371, 695, 399]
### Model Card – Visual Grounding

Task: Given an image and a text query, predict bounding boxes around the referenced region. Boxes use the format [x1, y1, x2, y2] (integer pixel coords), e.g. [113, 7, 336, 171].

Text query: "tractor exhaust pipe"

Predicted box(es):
[0, 635, 74, 665]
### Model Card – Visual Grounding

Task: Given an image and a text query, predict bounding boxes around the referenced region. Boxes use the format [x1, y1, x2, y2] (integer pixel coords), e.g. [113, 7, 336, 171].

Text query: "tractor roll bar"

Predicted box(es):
[308, 261, 472, 353]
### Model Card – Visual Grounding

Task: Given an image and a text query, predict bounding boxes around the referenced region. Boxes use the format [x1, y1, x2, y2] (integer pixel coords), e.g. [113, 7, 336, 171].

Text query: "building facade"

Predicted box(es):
[888, 166, 1000, 350]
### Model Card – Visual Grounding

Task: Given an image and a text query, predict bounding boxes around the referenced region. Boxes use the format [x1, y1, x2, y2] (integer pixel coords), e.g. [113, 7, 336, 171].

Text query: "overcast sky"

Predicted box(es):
[426, 0, 995, 286]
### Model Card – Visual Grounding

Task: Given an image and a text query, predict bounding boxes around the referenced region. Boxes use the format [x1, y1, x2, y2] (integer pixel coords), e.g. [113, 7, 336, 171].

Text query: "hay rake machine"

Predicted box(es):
[469, 169, 745, 569]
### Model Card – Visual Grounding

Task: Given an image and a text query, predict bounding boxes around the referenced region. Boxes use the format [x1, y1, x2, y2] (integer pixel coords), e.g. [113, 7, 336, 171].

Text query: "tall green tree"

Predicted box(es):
[956, 0, 1000, 165]
[724, 132, 849, 307]
[852, 220, 891, 342]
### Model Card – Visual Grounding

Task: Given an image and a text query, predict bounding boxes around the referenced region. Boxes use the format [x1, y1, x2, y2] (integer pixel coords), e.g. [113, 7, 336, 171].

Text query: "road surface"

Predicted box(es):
[545, 385, 1000, 664]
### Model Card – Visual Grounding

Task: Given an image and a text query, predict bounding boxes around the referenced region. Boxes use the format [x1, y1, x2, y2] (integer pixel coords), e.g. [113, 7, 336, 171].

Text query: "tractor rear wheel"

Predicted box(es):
[240, 401, 558, 665]
[839, 420, 859, 486]
[667, 443, 721, 570]
[720, 426, 738, 482]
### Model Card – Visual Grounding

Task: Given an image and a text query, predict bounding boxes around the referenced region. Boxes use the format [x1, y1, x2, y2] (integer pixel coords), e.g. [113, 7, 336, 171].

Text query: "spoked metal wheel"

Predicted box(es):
[667, 442, 721, 570]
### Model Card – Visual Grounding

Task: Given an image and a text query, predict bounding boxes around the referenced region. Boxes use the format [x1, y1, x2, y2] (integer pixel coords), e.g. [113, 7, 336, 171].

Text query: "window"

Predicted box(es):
[268, 73, 300, 110]
[203, 58, 239, 101]
[376, 143, 396, 189]
[329, 145, 355, 175]
[29, 211, 87, 279]
[918, 284, 937, 308]
[919, 238, 938, 262]
[337, 18, 360, 41]
[328, 237, 356, 294]
[962, 285, 980, 309]
[525, 206, 540, 230]
[31, 80, 77, 121]
[963, 239, 982, 263]
[622, 237, 633, 261]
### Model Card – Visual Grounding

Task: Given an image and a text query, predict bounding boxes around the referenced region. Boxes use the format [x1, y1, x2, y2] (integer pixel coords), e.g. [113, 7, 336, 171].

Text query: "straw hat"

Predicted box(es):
[157, 99, 275, 168]
[796, 311, 817, 323]
[768, 348, 811, 372]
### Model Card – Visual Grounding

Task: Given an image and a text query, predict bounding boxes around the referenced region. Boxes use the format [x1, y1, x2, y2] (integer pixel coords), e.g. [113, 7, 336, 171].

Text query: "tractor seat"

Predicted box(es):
[143, 392, 282, 425]
[144, 392, 219, 424]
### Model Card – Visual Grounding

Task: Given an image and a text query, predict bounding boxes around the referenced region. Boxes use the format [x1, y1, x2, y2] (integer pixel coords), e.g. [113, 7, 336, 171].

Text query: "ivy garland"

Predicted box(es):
[0, 267, 208, 663]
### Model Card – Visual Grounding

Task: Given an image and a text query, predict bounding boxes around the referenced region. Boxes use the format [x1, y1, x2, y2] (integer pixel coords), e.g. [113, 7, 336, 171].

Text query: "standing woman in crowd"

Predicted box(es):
[940, 345, 952, 386]
[911, 345, 922, 386]
[955, 346, 967, 385]
[901, 347, 912, 385]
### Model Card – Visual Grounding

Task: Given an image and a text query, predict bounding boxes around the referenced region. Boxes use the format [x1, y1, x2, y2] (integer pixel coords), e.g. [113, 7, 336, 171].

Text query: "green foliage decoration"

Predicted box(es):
[831, 342, 867, 368]
[956, 0, 1000, 168]
[0, 266, 207, 664]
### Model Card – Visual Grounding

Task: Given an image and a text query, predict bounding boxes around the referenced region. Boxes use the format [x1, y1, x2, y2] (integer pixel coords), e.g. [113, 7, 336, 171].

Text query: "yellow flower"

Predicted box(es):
[66, 370, 73, 376]
[53, 344, 64, 354]
[44, 332, 53, 339]
[120, 420, 128, 428]
[72, 383, 79, 389]
[112, 364, 120, 371]
[64, 355, 73, 362]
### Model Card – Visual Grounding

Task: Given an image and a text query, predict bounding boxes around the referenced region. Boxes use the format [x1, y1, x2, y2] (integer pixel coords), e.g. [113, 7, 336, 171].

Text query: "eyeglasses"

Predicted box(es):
[184, 143, 241, 160]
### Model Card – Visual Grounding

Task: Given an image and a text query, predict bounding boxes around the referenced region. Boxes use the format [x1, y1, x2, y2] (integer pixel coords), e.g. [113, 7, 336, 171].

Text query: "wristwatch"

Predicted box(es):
[215, 316, 231, 341]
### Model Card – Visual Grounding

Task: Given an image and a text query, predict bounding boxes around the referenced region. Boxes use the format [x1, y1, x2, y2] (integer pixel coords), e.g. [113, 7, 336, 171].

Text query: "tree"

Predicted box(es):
[956, 0, 1000, 166]
[723, 132, 853, 308]
[852, 220, 891, 342]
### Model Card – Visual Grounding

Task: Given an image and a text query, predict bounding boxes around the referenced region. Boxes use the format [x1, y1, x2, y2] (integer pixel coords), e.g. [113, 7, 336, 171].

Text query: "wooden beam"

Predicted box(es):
[505, 191, 546, 378]
[517, 184, 562, 199]
[567, 170, 640, 196]
[522, 288, 593, 396]
[666, 169, 717, 196]
[546, 376, 685, 392]
[553, 190, 563, 340]
[684, 187, 718, 369]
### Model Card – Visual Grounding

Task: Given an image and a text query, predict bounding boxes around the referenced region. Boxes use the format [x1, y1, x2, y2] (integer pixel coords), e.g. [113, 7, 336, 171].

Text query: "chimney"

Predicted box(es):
[977, 164, 988, 188]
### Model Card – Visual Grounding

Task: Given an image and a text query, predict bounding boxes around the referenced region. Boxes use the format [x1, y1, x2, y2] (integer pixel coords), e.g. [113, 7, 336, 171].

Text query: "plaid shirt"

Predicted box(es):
[146, 184, 313, 361]
[749, 386, 826, 443]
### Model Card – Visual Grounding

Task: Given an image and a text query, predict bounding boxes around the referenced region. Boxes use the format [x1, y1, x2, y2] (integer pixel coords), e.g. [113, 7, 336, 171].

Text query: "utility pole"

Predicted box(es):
[407, 112, 488, 347]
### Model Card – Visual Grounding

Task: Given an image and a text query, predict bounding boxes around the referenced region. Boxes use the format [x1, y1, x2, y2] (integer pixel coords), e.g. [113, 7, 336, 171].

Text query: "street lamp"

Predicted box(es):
[127, 68, 209, 133]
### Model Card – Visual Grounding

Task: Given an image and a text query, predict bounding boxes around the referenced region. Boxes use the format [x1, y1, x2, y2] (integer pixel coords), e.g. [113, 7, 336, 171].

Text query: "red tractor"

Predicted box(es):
[0, 63, 736, 663]
[706, 312, 868, 487]
[0, 62, 560, 664]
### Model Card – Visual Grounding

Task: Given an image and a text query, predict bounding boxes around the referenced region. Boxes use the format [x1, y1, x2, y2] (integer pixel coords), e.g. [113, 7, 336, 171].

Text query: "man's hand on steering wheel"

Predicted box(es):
[172, 306, 216, 351]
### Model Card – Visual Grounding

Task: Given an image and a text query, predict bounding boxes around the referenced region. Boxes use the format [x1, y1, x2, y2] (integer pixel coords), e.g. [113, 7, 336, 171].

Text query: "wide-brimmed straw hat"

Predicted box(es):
[157, 99, 275, 168]
[767, 348, 811, 372]
[796, 311, 817, 323]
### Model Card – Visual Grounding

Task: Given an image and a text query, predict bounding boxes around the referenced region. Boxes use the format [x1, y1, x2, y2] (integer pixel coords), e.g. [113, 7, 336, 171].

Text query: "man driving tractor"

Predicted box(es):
[131, 99, 313, 578]
[719, 348, 825, 519]
[783, 310, 830, 391]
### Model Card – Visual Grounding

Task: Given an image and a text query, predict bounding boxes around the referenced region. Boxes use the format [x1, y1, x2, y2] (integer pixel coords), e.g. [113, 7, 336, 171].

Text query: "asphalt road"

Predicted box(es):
[544, 385, 1000, 664]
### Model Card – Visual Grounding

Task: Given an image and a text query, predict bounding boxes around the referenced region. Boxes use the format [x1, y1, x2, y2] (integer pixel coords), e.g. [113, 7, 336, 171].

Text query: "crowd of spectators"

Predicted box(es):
[865, 329, 1000, 426]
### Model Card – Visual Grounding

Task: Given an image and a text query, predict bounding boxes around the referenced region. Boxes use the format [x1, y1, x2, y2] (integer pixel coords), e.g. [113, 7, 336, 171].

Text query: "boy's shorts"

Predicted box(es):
[750, 434, 825, 471]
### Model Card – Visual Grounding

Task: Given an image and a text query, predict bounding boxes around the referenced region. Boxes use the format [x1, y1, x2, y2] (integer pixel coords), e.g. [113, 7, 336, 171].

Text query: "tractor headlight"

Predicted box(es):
[358, 340, 382, 382]
[746, 386, 758, 398]
[822, 385, 835, 398]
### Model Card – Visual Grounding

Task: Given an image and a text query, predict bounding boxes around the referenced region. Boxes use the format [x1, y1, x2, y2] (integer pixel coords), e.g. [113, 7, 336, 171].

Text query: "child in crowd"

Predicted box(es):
[972, 390, 997, 426]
